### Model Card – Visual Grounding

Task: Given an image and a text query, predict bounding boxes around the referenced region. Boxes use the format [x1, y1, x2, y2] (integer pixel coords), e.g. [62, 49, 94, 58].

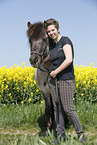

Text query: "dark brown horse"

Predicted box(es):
[27, 22, 53, 131]
[27, 22, 69, 133]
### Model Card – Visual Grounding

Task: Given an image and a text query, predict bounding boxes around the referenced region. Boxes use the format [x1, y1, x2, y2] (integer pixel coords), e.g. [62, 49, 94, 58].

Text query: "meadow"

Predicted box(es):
[0, 63, 97, 144]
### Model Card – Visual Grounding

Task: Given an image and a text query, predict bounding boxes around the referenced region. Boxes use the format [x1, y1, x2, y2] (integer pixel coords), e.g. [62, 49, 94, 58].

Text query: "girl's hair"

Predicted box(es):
[44, 18, 59, 30]
[43, 18, 60, 46]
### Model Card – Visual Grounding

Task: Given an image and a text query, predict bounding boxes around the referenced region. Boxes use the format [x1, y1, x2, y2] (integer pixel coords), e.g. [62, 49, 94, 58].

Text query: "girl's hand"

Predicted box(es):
[50, 71, 57, 78]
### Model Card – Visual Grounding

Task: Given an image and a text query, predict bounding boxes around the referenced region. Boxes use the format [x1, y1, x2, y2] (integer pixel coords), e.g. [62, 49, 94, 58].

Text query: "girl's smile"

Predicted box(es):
[47, 25, 61, 43]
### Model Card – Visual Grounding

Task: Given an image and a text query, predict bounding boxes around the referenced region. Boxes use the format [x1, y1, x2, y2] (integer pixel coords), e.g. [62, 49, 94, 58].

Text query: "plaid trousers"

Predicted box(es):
[49, 77, 83, 136]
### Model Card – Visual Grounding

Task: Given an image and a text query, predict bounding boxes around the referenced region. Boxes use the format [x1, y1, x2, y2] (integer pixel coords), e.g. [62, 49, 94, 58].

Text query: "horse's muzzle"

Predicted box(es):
[29, 57, 41, 68]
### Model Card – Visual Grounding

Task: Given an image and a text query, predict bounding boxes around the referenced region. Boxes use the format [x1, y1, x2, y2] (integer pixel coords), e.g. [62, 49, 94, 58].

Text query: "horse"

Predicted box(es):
[26, 21, 69, 133]
[27, 21, 53, 131]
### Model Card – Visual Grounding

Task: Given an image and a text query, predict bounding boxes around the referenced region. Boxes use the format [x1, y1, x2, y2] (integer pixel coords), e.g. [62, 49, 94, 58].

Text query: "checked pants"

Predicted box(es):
[49, 78, 83, 136]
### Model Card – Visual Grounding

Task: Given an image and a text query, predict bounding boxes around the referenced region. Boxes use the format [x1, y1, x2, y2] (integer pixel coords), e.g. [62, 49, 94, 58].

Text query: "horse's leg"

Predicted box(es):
[35, 69, 53, 131]
[42, 92, 53, 131]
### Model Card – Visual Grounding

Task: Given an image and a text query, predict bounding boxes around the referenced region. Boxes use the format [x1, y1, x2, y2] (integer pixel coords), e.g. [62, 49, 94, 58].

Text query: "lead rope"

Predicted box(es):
[55, 78, 59, 104]
[55, 77, 60, 127]
[44, 72, 50, 86]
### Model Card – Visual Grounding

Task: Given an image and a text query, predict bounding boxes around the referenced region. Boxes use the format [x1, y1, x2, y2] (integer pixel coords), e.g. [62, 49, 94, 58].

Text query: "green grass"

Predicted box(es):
[0, 102, 44, 129]
[0, 101, 97, 145]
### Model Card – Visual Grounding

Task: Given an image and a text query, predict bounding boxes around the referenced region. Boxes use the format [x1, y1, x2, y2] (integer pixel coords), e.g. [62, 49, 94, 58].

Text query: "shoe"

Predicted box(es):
[78, 134, 86, 143]
[58, 133, 66, 142]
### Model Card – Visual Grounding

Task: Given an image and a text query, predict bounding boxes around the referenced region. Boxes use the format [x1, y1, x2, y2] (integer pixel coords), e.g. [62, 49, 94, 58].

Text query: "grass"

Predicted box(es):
[0, 101, 97, 145]
[0, 102, 44, 129]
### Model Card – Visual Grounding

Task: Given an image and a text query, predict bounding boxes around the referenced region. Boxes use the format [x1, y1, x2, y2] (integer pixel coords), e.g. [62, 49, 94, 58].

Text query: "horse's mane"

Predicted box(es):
[27, 22, 46, 40]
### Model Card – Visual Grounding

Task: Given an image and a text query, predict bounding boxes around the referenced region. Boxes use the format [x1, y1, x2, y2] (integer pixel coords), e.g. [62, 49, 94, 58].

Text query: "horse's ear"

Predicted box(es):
[43, 21, 47, 29]
[27, 22, 31, 28]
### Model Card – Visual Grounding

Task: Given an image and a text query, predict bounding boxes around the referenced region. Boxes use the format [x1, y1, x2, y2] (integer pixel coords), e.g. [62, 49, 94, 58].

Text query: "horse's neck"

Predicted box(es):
[42, 60, 52, 71]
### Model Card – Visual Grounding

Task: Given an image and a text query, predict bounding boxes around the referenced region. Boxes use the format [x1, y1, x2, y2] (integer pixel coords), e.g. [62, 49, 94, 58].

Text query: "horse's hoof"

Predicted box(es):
[38, 127, 48, 137]
[38, 130, 48, 137]
[42, 127, 47, 131]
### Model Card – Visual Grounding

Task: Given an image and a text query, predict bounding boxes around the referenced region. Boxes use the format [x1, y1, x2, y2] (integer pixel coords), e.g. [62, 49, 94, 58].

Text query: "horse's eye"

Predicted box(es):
[42, 36, 48, 41]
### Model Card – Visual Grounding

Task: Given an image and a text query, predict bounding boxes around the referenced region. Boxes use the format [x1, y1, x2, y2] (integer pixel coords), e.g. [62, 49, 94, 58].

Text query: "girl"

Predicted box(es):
[44, 18, 86, 143]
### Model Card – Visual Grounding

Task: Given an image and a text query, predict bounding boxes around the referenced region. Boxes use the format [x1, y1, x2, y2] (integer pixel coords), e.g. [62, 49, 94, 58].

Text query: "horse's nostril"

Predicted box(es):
[33, 59, 36, 64]
[34, 58, 38, 63]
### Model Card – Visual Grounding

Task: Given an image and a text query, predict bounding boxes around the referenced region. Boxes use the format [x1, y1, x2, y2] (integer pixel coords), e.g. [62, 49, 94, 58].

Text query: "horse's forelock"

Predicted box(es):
[27, 22, 45, 40]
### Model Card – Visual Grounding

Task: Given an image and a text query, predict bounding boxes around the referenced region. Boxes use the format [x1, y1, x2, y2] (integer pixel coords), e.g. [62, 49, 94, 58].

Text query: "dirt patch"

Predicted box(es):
[0, 128, 96, 137]
[0, 128, 40, 136]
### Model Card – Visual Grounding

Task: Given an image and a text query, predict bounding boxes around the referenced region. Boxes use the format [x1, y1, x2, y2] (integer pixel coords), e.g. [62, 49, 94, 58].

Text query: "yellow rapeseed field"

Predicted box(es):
[0, 63, 42, 104]
[0, 63, 97, 104]
[74, 63, 97, 102]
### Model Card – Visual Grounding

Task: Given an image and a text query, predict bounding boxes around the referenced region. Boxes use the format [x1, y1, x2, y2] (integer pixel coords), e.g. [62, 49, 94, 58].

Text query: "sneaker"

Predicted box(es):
[58, 133, 66, 142]
[78, 134, 86, 143]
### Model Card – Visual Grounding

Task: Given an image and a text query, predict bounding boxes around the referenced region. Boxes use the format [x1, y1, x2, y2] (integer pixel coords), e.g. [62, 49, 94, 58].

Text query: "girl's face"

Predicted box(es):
[47, 25, 60, 42]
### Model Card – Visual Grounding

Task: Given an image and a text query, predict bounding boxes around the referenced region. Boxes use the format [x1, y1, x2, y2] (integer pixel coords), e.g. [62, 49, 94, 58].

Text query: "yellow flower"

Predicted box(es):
[17, 87, 20, 90]
[17, 87, 20, 92]
[83, 81, 86, 85]
[31, 92, 33, 96]
[91, 63, 94, 66]
[14, 64, 16, 67]
[1, 84, 4, 89]
[34, 80, 36, 84]
[94, 79, 97, 85]
[81, 93, 84, 96]
[9, 93, 12, 96]
[21, 62, 25, 66]
[5, 85, 8, 90]
[75, 64, 78, 68]
[24, 89, 26, 92]
[28, 98, 31, 102]
[93, 87, 95, 90]
[83, 65, 85, 68]
[76, 84, 78, 88]
[15, 83, 18, 86]
[10, 96, 12, 100]
[21, 101, 23, 104]
[36, 89, 39, 92]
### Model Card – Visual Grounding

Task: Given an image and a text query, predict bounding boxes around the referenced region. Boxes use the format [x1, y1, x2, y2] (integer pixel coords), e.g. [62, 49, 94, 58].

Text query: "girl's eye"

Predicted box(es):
[52, 29, 55, 31]
[47, 29, 55, 34]
[47, 31, 50, 34]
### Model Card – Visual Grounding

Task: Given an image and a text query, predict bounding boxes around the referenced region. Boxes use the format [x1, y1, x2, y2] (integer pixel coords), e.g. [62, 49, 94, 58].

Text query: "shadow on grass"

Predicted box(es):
[37, 112, 71, 137]
[37, 113, 46, 130]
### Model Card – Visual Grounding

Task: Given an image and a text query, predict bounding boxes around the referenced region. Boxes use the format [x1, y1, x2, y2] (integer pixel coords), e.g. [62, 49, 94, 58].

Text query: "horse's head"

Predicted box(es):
[27, 22, 49, 68]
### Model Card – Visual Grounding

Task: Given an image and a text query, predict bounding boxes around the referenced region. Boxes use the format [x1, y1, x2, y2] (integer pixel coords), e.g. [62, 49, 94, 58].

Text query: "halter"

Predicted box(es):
[30, 38, 50, 73]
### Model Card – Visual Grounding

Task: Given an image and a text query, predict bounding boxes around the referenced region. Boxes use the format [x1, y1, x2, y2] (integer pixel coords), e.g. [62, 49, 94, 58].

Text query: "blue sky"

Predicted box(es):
[0, 0, 97, 68]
